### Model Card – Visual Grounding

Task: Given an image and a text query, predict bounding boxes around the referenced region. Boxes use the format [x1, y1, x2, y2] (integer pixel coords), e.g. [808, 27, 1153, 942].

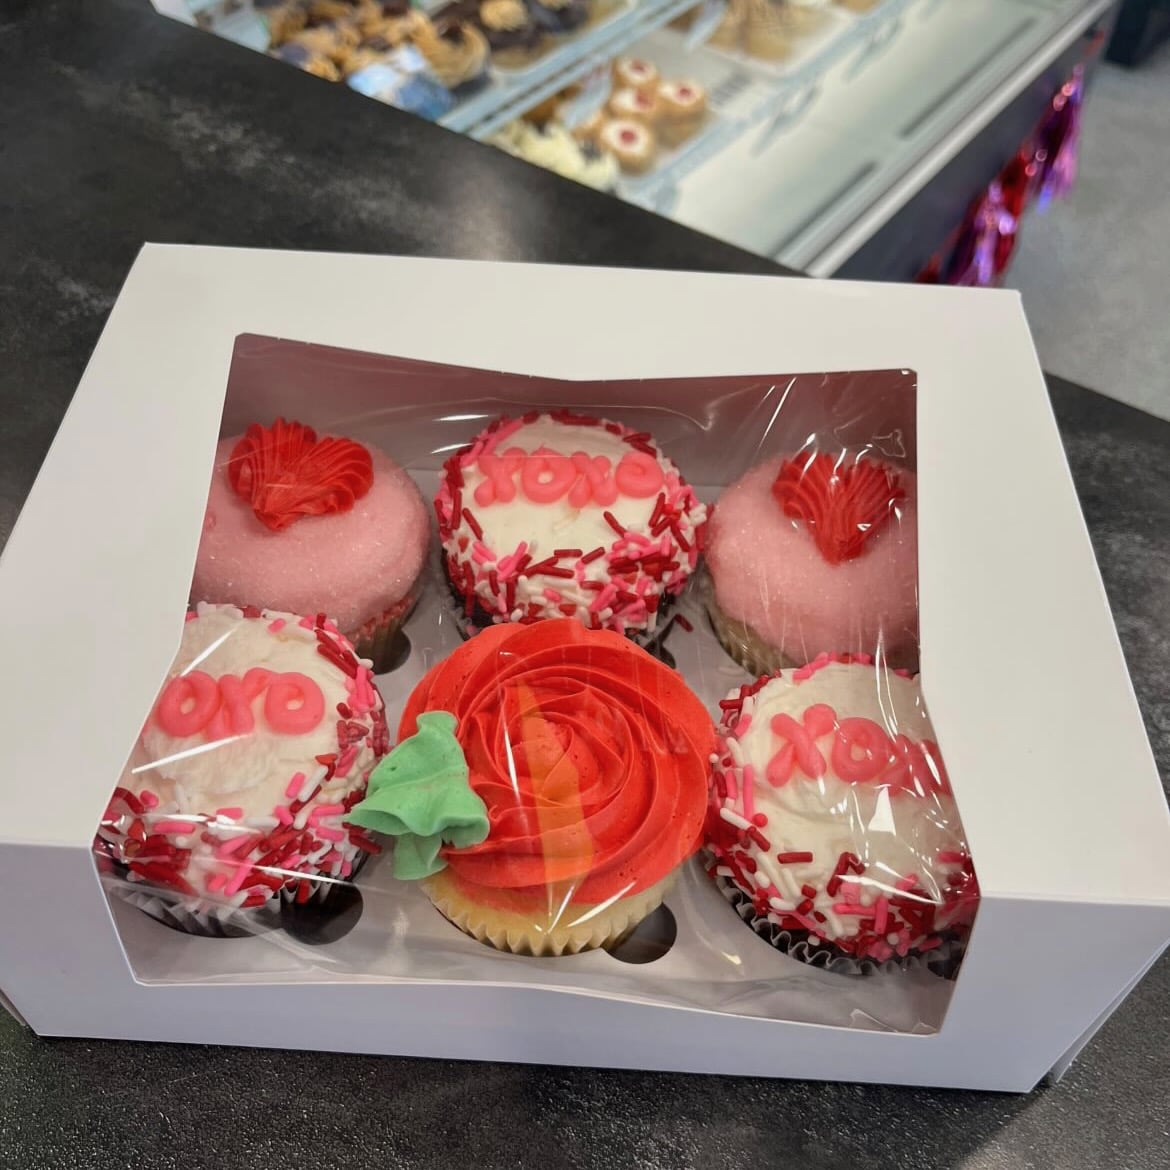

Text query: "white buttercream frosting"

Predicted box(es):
[97, 603, 387, 910]
[707, 659, 977, 961]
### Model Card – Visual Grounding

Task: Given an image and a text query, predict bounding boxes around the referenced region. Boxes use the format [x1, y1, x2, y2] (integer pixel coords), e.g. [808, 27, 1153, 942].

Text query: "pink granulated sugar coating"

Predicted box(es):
[192, 438, 428, 634]
[707, 457, 919, 664]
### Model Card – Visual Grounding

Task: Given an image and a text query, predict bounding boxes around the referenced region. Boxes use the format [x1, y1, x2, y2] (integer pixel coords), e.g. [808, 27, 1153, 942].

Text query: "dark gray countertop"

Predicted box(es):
[1, 2, 1167, 1167]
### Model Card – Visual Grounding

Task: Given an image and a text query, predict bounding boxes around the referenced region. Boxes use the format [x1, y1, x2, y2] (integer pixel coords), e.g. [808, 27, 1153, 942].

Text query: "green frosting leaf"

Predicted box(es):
[347, 710, 489, 880]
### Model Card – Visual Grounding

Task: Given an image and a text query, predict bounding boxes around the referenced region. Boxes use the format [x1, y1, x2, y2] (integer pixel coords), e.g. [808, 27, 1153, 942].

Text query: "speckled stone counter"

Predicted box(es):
[0, 2, 1166, 1167]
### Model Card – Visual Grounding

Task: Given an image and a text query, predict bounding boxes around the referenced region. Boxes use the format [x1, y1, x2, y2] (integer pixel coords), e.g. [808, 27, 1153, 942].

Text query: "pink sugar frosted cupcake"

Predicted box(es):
[705, 449, 918, 673]
[192, 419, 429, 673]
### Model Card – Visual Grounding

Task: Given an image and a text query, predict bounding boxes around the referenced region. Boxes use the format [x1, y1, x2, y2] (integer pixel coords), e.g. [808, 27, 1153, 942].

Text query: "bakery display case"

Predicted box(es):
[152, 0, 1113, 277]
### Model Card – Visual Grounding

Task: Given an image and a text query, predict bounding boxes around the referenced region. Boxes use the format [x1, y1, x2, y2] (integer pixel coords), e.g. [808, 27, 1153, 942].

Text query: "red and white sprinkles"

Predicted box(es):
[705, 655, 979, 965]
[94, 603, 388, 925]
[436, 411, 707, 637]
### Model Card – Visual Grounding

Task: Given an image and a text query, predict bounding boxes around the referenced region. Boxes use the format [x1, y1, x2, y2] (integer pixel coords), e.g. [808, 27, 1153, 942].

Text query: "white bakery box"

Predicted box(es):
[1, 245, 1168, 1092]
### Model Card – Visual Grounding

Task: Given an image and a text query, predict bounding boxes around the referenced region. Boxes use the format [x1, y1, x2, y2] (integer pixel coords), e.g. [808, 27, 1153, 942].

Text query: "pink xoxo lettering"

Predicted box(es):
[520, 446, 578, 504]
[473, 447, 665, 509]
[614, 451, 665, 498]
[765, 703, 950, 794]
[205, 667, 273, 740]
[473, 452, 523, 507]
[570, 453, 618, 508]
[155, 669, 325, 741]
[767, 704, 836, 785]
[832, 717, 893, 783]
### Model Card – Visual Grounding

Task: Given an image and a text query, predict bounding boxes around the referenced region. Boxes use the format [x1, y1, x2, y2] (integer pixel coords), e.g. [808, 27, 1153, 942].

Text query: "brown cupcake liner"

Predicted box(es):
[106, 849, 373, 940]
[701, 570, 793, 676]
[110, 878, 280, 939]
[346, 592, 418, 674]
[713, 872, 967, 979]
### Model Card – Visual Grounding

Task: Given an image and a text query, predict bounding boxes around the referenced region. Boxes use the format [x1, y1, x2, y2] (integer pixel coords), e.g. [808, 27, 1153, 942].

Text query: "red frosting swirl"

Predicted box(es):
[228, 418, 374, 532]
[771, 452, 905, 565]
[400, 621, 714, 903]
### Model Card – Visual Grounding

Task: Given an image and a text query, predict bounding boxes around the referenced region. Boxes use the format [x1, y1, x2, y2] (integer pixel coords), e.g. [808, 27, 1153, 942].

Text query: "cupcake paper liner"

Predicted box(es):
[347, 592, 418, 674]
[701, 570, 794, 676]
[111, 879, 280, 939]
[713, 871, 966, 978]
[421, 868, 678, 957]
[107, 849, 374, 940]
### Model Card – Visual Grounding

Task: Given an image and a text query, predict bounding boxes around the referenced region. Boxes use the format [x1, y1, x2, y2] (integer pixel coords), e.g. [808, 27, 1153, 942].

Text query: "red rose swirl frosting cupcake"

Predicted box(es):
[349, 620, 715, 955]
[706, 655, 979, 973]
[436, 411, 708, 642]
[94, 603, 389, 936]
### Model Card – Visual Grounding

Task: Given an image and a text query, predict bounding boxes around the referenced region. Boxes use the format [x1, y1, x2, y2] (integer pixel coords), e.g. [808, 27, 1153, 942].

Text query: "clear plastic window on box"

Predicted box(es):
[93, 335, 978, 1036]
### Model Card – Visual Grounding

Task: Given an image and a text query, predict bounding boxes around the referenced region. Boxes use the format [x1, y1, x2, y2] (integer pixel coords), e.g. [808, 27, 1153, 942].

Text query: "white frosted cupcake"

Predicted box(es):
[706, 655, 979, 974]
[94, 603, 389, 937]
[435, 411, 707, 641]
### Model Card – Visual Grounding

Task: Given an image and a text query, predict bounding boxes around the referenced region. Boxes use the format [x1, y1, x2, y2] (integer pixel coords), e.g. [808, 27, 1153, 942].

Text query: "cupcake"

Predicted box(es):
[435, 411, 707, 640]
[93, 603, 390, 937]
[706, 656, 979, 973]
[348, 621, 714, 955]
[192, 418, 429, 673]
[705, 449, 918, 673]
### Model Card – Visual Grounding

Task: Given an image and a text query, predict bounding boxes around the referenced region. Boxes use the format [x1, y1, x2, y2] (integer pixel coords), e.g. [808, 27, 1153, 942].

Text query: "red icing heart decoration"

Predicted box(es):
[771, 452, 905, 564]
[227, 418, 374, 532]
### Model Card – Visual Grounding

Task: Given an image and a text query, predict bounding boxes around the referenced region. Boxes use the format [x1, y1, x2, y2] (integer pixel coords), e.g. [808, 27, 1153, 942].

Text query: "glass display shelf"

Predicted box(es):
[152, 0, 1110, 275]
[638, 0, 1110, 272]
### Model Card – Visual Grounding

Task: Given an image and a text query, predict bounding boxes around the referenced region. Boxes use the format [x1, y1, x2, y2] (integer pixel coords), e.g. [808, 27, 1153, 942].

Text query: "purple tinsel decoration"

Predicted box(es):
[1036, 66, 1084, 210]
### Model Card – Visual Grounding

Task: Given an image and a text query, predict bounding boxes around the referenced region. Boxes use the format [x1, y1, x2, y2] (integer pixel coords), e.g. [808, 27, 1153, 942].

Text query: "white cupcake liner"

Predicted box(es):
[422, 870, 676, 957]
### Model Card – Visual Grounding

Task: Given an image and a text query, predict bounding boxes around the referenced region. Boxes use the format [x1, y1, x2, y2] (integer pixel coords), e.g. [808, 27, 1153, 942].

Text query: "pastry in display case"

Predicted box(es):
[158, 0, 1110, 276]
[490, 118, 620, 188]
